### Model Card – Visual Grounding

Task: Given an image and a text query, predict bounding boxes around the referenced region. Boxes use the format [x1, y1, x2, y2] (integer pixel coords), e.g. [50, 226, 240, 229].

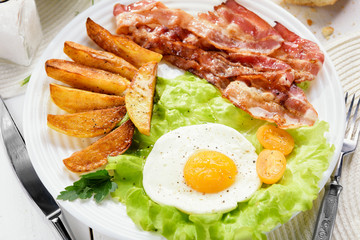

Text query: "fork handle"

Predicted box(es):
[312, 182, 343, 240]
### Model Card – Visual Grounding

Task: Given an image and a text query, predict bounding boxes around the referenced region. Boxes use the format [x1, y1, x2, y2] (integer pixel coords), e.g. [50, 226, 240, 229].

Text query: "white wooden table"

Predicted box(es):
[1, 0, 359, 239]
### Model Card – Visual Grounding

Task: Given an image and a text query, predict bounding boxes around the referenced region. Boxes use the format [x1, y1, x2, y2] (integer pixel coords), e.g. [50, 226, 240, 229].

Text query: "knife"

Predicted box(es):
[0, 96, 72, 240]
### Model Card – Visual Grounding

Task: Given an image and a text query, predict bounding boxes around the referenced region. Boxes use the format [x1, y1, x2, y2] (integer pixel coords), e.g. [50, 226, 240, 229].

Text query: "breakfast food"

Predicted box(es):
[63, 119, 134, 172]
[106, 73, 334, 240]
[113, 0, 324, 128]
[47, 106, 126, 138]
[86, 18, 162, 68]
[256, 125, 295, 156]
[43, 1, 336, 239]
[45, 17, 163, 173]
[45, 59, 130, 95]
[256, 149, 287, 184]
[255, 125, 294, 184]
[113, 1, 284, 54]
[284, 0, 338, 7]
[49, 83, 125, 113]
[125, 61, 158, 136]
[143, 123, 261, 214]
[64, 41, 138, 80]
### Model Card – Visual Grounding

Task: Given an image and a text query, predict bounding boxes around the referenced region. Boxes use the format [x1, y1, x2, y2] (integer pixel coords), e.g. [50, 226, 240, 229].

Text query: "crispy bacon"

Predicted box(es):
[165, 54, 317, 128]
[227, 53, 295, 88]
[163, 55, 231, 89]
[114, 0, 156, 13]
[223, 81, 317, 128]
[113, 0, 322, 128]
[114, 0, 283, 54]
[129, 26, 294, 90]
[271, 22, 324, 82]
[197, 0, 283, 53]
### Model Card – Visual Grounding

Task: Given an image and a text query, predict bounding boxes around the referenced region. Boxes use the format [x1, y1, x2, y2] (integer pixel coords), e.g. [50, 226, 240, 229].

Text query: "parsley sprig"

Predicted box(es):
[57, 170, 117, 203]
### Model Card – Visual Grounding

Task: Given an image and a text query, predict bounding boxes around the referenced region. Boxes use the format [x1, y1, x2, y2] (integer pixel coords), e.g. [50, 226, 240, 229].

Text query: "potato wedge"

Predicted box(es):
[63, 120, 134, 172]
[86, 18, 162, 68]
[64, 41, 137, 80]
[50, 83, 125, 113]
[47, 106, 127, 138]
[125, 62, 158, 136]
[45, 59, 129, 96]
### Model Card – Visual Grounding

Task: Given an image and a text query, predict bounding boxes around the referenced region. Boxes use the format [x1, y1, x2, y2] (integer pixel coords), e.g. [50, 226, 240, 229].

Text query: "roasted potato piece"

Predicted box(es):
[63, 120, 134, 172]
[50, 83, 125, 113]
[45, 59, 129, 96]
[64, 41, 137, 80]
[125, 62, 158, 136]
[86, 18, 162, 68]
[47, 106, 127, 138]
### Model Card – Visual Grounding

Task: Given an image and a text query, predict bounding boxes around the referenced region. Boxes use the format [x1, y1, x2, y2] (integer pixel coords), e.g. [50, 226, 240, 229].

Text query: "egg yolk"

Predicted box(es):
[183, 150, 238, 193]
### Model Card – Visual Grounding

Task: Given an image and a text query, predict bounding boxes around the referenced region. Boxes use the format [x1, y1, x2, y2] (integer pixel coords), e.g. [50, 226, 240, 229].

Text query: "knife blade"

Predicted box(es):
[0, 96, 72, 240]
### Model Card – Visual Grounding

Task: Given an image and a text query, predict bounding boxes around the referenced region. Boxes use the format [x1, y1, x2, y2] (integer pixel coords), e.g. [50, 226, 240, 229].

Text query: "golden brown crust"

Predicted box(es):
[86, 18, 162, 68]
[50, 83, 125, 113]
[63, 120, 134, 172]
[45, 59, 130, 96]
[125, 62, 158, 136]
[64, 41, 137, 81]
[47, 106, 127, 138]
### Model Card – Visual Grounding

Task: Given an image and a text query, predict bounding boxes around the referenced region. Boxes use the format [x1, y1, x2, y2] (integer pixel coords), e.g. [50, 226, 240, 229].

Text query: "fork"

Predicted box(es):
[312, 92, 360, 240]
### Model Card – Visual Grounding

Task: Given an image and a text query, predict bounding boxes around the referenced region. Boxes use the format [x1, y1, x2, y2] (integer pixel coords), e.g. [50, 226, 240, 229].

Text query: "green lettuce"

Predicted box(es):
[106, 73, 334, 240]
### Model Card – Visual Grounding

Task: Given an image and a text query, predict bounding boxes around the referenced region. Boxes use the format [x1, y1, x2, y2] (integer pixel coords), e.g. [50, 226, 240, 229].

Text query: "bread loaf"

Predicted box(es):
[284, 0, 338, 6]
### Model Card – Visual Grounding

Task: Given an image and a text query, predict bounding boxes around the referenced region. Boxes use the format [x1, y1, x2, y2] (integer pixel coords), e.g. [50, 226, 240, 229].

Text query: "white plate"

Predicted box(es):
[23, 0, 345, 239]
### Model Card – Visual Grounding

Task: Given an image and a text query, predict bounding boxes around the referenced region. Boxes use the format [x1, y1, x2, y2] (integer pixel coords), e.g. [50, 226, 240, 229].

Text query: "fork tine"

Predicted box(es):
[345, 92, 349, 104]
[350, 97, 360, 144]
[345, 94, 355, 133]
[346, 94, 359, 139]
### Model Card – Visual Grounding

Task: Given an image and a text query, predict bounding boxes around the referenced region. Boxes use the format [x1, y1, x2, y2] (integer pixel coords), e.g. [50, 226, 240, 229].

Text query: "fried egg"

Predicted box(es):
[142, 123, 261, 214]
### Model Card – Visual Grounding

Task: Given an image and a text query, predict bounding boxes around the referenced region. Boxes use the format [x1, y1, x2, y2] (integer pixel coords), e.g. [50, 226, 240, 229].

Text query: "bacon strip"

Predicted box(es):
[163, 55, 231, 90]
[114, 0, 283, 54]
[223, 81, 317, 128]
[270, 22, 325, 82]
[197, 0, 283, 53]
[166, 53, 317, 128]
[114, 0, 157, 14]
[129, 26, 294, 90]
[227, 53, 295, 88]
[113, 0, 322, 128]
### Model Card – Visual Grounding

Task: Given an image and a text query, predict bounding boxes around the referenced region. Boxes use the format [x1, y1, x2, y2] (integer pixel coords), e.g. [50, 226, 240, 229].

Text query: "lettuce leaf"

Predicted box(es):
[106, 73, 334, 240]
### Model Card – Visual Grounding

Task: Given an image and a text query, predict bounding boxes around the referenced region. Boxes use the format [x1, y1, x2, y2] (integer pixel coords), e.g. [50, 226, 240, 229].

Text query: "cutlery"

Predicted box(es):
[312, 92, 360, 240]
[0, 96, 73, 240]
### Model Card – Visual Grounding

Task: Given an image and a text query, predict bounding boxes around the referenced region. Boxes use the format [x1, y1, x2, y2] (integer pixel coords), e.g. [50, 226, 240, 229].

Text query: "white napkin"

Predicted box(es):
[0, 0, 94, 98]
[0, 0, 42, 66]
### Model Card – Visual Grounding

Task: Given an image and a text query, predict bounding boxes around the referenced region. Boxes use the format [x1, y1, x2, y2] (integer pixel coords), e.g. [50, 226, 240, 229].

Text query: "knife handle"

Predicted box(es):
[50, 217, 73, 240]
[312, 182, 343, 240]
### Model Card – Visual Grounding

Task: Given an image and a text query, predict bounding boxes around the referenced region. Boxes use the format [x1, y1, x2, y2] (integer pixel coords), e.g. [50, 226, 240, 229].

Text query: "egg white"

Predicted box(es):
[142, 123, 261, 214]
